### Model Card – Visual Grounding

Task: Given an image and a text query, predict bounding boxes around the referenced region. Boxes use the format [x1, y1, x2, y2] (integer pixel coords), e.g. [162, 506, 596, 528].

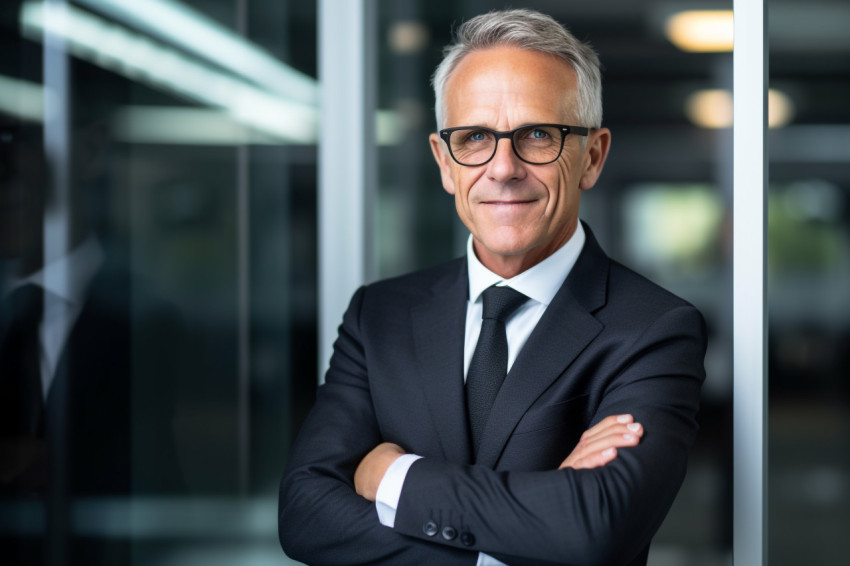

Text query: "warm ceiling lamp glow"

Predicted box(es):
[768, 90, 795, 128]
[666, 10, 734, 52]
[686, 89, 795, 129]
[388, 21, 429, 54]
[686, 89, 733, 129]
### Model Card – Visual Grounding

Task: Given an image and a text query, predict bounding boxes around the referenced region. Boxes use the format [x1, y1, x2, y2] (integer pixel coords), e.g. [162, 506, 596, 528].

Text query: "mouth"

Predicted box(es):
[480, 199, 536, 205]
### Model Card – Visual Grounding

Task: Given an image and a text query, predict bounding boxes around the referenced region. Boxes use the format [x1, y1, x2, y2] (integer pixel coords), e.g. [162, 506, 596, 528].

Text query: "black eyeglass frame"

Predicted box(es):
[438, 123, 591, 167]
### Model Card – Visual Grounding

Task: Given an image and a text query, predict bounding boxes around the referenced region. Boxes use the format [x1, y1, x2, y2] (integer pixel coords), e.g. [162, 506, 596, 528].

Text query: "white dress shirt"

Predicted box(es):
[1, 237, 103, 400]
[375, 223, 586, 565]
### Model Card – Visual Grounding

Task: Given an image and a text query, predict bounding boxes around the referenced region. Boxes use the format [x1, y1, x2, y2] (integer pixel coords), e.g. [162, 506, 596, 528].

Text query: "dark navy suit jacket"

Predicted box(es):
[279, 225, 706, 566]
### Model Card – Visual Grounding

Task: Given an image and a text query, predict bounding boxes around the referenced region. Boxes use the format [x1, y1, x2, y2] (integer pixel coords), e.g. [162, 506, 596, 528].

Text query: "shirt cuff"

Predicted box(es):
[374, 453, 422, 528]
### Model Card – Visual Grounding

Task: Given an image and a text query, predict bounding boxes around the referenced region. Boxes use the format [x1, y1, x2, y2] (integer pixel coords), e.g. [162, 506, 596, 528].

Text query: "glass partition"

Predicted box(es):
[0, 1, 316, 564]
[768, 2, 850, 564]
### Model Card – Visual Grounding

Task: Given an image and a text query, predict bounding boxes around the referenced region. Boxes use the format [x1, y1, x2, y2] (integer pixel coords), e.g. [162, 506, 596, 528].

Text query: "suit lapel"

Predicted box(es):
[411, 260, 473, 465]
[476, 226, 610, 468]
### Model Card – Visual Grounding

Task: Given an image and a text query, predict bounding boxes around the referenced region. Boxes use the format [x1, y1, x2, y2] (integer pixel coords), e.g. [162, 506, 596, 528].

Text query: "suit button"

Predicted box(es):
[422, 520, 439, 537]
[460, 532, 475, 547]
[441, 526, 457, 541]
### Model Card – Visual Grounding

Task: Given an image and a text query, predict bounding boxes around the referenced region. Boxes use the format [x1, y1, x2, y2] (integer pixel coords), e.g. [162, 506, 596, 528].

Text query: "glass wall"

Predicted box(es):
[7, 1, 847, 564]
[768, 2, 850, 564]
[376, 1, 733, 564]
[1, 1, 316, 564]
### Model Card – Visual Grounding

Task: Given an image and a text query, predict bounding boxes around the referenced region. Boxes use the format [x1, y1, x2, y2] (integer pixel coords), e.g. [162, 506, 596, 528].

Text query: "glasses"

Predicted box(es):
[439, 123, 590, 167]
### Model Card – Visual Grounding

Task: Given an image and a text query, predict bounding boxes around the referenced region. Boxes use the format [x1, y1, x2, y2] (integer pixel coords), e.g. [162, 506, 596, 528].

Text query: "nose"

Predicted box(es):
[485, 136, 526, 183]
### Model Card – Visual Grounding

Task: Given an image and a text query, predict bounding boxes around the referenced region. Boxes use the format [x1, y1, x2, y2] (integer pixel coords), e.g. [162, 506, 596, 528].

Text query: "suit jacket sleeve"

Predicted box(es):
[393, 303, 706, 566]
[278, 286, 476, 566]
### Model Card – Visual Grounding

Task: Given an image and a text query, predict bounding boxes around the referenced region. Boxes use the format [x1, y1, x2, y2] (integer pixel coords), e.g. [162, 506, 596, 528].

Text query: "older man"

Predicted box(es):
[279, 9, 705, 565]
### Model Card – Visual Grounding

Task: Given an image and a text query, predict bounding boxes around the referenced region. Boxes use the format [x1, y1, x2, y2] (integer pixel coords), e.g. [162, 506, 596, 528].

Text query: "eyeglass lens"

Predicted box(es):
[448, 125, 564, 166]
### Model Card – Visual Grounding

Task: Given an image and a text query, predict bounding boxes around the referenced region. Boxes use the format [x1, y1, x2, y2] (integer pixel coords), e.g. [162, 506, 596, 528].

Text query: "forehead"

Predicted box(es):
[443, 46, 578, 127]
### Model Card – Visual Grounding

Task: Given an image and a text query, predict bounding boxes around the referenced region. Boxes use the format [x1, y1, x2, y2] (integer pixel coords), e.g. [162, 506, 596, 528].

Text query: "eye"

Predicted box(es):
[528, 128, 550, 139]
[465, 130, 491, 143]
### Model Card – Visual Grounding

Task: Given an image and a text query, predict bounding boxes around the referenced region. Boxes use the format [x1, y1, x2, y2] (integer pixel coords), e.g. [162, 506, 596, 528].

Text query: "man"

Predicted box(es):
[279, 9, 705, 565]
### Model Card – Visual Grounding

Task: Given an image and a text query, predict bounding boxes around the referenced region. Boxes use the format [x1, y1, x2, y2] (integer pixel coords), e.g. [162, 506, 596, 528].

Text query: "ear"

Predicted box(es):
[429, 132, 456, 195]
[578, 127, 611, 191]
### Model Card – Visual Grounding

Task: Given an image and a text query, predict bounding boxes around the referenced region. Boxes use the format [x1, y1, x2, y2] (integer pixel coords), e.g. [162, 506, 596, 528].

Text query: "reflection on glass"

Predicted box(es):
[1, 1, 316, 565]
[768, 1, 850, 564]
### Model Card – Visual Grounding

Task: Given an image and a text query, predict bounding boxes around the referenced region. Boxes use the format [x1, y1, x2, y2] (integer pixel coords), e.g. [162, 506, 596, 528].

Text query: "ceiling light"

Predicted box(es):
[768, 89, 794, 128]
[0, 75, 45, 122]
[686, 88, 795, 129]
[686, 89, 733, 129]
[666, 10, 734, 52]
[20, 1, 318, 142]
[77, 0, 317, 105]
[388, 21, 429, 54]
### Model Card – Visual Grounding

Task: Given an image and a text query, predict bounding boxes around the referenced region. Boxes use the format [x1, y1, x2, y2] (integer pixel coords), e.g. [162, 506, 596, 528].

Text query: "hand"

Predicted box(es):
[558, 414, 643, 470]
[354, 442, 406, 501]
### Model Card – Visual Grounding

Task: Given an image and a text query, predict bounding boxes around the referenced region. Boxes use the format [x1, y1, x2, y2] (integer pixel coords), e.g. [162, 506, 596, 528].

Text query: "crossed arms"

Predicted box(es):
[354, 413, 645, 501]
[279, 284, 706, 566]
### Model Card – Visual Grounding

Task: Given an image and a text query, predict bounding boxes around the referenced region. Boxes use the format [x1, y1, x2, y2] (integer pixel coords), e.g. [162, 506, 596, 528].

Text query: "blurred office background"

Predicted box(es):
[0, 1, 847, 565]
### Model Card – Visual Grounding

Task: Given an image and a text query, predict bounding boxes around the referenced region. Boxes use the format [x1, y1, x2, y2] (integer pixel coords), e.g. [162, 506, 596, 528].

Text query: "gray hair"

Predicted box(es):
[431, 9, 603, 130]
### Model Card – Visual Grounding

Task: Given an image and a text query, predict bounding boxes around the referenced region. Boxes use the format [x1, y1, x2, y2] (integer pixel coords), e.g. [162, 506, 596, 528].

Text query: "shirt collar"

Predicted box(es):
[466, 221, 585, 306]
[12, 236, 104, 306]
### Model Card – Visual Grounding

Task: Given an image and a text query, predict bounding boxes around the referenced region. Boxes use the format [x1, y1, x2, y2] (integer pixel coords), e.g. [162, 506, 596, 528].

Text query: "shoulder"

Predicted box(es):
[573, 223, 700, 320]
[608, 259, 693, 308]
[603, 258, 705, 337]
[339, 257, 466, 340]
[361, 257, 466, 302]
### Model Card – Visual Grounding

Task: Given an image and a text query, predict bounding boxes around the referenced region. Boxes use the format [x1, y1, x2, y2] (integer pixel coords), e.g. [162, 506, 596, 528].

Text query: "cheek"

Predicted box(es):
[543, 164, 575, 211]
[454, 171, 482, 205]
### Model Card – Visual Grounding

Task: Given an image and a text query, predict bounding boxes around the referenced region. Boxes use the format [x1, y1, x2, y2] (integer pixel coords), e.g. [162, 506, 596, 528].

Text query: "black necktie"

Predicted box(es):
[0, 284, 45, 437]
[466, 285, 528, 456]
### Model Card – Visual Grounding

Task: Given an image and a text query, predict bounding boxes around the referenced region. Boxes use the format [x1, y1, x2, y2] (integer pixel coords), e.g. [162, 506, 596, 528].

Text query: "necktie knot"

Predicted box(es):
[481, 286, 527, 322]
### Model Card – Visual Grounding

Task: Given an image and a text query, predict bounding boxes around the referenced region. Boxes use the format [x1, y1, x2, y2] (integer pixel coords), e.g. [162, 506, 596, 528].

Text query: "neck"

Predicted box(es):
[473, 223, 576, 279]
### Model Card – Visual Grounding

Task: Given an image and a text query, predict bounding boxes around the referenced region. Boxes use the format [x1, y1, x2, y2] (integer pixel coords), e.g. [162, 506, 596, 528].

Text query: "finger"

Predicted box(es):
[560, 446, 618, 470]
[580, 418, 643, 445]
[581, 428, 642, 454]
[580, 414, 632, 439]
[566, 426, 643, 466]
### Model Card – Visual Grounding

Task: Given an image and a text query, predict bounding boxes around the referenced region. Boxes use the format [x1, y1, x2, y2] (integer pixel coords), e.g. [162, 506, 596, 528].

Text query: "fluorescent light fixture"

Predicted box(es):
[76, 0, 317, 106]
[0, 75, 45, 122]
[17, 2, 401, 147]
[111, 106, 278, 145]
[20, 1, 318, 143]
[111, 105, 400, 146]
[686, 89, 794, 129]
[666, 10, 734, 52]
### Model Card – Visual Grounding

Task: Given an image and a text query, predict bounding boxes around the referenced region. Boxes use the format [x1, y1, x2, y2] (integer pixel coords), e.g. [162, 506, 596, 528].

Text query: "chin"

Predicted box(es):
[478, 238, 537, 259]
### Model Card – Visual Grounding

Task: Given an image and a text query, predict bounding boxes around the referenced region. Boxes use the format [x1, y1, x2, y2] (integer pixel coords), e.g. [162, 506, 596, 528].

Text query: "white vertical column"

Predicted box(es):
[318, 0, 377, 382]
[733, 1, 768, 565]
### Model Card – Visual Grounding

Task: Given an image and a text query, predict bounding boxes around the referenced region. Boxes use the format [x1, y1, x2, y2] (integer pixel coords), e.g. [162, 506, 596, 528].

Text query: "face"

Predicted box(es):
[0, 117, 103, 273]
[430, 46, 610, 277]
[0, 121, 47, 262]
